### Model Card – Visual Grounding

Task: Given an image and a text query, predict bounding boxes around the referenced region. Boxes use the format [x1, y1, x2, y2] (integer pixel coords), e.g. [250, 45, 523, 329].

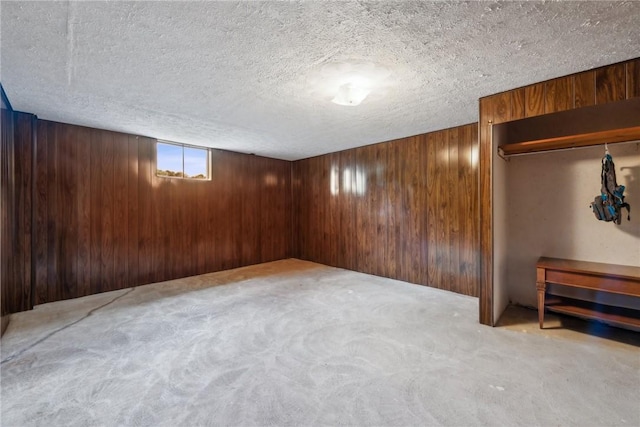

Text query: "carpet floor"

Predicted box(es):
[1, 259, 638, 426]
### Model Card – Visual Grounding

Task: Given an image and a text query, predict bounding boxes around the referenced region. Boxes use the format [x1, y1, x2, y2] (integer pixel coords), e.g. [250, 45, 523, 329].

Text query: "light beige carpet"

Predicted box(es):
[1, 259, 638, 426]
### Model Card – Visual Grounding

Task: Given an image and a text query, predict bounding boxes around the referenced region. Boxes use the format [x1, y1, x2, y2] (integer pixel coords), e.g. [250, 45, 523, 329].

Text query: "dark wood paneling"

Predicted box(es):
[628, 59, 640, 99]
[26, 120, 291, 308]
[354, 146, 371, 274]
[59, 121, 78, 300]
[293, 124, 479, 297]
[478, 103, 491, 325]
[544, 76, 573, 113]
[385, 141, 399, 279]
[138, 137, 155, 285]
[258, 159, 271, 263]
[328, 152, 341, 268]
[1, 109, 14, 316]
[1, 110, 35, 315]
[478, 90, 518, 325]
[46, 121, 59, 303]
[425, 132, 438, 288]
[77, 127, 91, 297]
[596, 63, 626, 104]
[417, 135, 430, 287]
[17, 113, 34, 309]
[459, 124, 478, 297]
[574, 71, 596, 108]
[512, 88, 526, 119]
[126, 136, 140, 285]
[196, 150, 213, 274]
[448, 129, 460, 294]
[290, 162, 302, 259]
[496, 97, 640, 148]
[100, 130, 115, 291]
[339, 149, 356, 271]
[113, 133, 129, 290]
[88, 129, 102, 296]
[525, 83, 545, 117]
[434, 130, 448, 289]
[241, 155, 259, 266]
[372, 143, 388, 278]
[399, 136, 423, 285]
[34, 120, 48, 304]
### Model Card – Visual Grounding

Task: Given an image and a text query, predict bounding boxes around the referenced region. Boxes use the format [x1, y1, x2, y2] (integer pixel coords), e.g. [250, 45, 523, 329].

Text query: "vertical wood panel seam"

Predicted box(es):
[30, 114, 37, 309]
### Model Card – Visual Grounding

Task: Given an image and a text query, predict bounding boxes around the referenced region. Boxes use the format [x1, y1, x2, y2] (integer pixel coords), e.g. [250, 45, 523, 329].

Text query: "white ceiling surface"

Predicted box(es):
[1, 2, 639, 161]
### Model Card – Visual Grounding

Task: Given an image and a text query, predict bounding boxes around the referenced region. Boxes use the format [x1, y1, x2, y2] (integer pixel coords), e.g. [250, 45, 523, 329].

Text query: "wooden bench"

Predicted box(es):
[536, 257, 640, 330]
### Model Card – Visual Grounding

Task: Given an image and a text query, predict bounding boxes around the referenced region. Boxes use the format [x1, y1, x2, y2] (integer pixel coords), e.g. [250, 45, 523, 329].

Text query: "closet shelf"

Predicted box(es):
[498, 126, 640, 157]
[494, 97, 640, 158]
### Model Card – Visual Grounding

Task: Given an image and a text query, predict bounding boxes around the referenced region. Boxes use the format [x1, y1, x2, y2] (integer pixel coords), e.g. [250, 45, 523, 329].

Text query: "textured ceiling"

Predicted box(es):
[1, 1, 639, 160]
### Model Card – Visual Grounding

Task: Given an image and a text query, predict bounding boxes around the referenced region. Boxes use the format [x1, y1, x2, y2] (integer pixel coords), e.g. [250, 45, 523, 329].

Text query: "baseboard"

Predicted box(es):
[1, 314, 9, 337]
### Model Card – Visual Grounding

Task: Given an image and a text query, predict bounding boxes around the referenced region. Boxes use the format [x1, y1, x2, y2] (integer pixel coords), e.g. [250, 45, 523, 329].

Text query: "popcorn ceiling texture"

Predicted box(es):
[1, 1, 639, 160]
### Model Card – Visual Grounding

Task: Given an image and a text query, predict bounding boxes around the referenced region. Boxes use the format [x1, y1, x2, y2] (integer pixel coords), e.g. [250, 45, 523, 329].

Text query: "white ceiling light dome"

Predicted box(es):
[332, 83, 371, 106]
[308, 61, 394, 107]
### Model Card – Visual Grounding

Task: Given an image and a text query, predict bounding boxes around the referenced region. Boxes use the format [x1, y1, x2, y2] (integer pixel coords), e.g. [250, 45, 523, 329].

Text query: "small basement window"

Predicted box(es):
[156, 141, 209, 180]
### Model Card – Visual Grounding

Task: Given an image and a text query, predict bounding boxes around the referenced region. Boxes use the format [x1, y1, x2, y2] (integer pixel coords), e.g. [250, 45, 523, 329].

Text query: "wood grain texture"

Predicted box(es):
[46, 121, 59, 303]
[511, 88, 526, 119]
[1, 109, 14, 315]
[544, 76, 573, 113]
[76, 127, 91, 297]
[100, 130, 115, 292]
[371, 144, 383, 276]
[574, 71, 596, 108]
[447, 129, 460, 293]
[354, 146, 372, 275]
[596, 63, 626, 104]
[126, 135, 140, 285]
[292, 124, 479, 297]
[26, 120, 292, 308]
[425, 132, 438, 288]
[434, 130, 448, 290]
[34, 120, 48, 304]
[1, 110, 35, 314]
[137, 136, 153, 286]
[113, 133, 129, 290]
[500, 126, 640, 156]
[327, 152, 341, 269]
[59, 122, 78, 300]
[385, 140, 400, 280]
[627, 59, 640, 99]
[88, 129, 102, 296]
[339, 149, 356, 271]
[537, 257, 640, 280]
[524, 83, 545, 117]
[17, 113, 34, 310]
[537, 257, 640, 330]
[459, 124, 479, 297]
[477, 91, 516, 325]
[408, 136, 425, 285]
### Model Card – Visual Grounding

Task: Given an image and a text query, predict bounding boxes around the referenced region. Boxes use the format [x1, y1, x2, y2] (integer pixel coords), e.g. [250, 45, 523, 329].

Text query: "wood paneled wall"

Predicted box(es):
[478, 58, 640, 325]
[293, 123, 479, 296]
[30, 120, 291, 306]
[1, 110, 35, 315]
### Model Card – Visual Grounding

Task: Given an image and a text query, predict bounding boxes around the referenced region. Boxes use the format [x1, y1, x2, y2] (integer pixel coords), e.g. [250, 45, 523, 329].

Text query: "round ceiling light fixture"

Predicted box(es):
[307, 61, 393, 107]
[332, 82, 371, 106]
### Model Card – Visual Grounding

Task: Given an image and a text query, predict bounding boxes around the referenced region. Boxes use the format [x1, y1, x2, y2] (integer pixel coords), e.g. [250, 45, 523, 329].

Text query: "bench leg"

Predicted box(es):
[536, 267, 546, 329]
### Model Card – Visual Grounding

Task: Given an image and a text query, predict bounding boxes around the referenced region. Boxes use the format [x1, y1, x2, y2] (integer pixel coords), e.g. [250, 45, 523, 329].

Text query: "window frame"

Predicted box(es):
[155, 140, 211, 181]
